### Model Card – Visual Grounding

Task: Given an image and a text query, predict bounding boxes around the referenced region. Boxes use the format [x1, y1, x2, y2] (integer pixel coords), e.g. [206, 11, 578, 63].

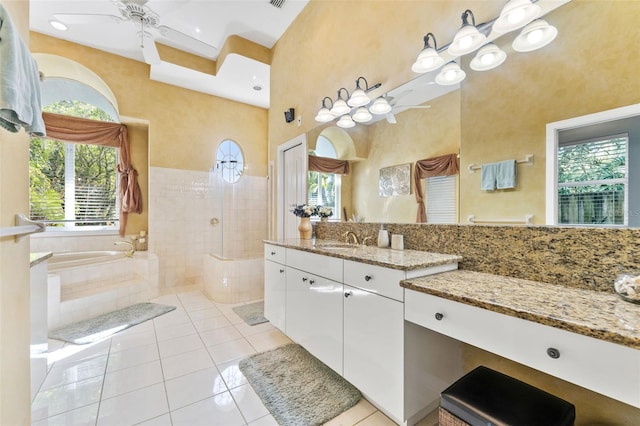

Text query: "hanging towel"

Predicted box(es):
[0, 5, 46, 136]
[496, 159, 517, 189]
[481, 163, 497, 191]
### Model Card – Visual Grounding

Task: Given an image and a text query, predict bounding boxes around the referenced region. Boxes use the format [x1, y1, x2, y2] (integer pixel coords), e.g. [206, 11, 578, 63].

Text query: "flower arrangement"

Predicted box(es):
[316, 206, 333, 218]
[290, 204, 317, 218]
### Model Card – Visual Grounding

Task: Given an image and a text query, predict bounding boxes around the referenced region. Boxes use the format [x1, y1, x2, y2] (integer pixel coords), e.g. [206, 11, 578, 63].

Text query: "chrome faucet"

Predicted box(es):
[114, 240, 135, 257]
[343, 231, 360, 245]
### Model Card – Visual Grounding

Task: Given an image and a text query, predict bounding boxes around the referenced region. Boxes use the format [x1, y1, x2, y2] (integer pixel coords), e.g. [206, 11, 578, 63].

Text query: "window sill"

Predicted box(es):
[32, 229, 120, 238]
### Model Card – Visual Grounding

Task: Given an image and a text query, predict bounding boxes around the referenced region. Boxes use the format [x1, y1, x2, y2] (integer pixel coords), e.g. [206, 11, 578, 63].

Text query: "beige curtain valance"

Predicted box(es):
[414, 153, 459, 223]
[42, 111, 142, 236]
[308, 155, 350, 175]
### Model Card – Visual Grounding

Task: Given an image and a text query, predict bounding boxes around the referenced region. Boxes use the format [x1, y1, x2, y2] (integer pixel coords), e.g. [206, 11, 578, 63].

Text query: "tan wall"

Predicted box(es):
[0, 2, 34, 424]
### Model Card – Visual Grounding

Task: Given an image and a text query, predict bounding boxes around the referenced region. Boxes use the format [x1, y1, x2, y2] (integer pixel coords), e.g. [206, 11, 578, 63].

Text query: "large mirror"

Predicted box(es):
[306, 0, 640, 227]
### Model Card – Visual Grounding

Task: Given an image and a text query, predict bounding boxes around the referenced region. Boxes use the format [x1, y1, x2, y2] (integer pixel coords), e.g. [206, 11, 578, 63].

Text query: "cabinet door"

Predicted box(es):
[264, 260, 286, 332]
[343, 285, 404, 423]
[286, 267, 343, 374]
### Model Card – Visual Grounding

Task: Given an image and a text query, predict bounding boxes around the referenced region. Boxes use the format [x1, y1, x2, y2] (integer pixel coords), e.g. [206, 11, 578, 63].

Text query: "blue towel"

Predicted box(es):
[481, 163, 496, 191]
[496, 159, 517, 189]
[0, 5, 46, 136]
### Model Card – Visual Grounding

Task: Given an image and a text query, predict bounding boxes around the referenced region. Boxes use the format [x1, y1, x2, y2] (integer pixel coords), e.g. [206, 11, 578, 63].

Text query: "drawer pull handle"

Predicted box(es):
[309, 280, 315, 285]
[344, 291, 353, 298]
[435, 312, 444, 321]
[279, 269, 285, 273]
[364, 275, 372, 281]
[547, 347, 561, 359]
[271, 251, 276, 255]
[302, 277, 308, 282]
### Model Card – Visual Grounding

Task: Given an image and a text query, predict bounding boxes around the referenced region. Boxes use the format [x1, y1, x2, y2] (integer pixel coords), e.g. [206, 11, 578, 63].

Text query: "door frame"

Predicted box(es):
[277, 133, 307, 239]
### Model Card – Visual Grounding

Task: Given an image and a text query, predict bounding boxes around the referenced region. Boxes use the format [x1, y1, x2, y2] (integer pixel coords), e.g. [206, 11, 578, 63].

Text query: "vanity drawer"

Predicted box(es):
[343, 260, 405, 302]
[264, 244, 286, 264]
[286, 248, 343, 282]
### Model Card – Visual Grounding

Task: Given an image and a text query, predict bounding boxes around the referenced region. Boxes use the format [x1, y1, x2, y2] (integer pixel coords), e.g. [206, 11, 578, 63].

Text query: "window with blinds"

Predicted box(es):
[427, 175, 457, 223]
[557, 134, 628, 226]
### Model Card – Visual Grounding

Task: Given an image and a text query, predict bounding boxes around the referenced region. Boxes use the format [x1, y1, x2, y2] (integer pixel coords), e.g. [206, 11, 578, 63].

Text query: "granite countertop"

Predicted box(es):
[401, 270, 640, 350]
[30, 252, 52, 267]
[265, 239, 462, 271]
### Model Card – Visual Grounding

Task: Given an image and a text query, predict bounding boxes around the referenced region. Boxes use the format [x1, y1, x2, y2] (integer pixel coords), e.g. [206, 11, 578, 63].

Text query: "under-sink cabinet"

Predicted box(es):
[264, 244, 286, 331]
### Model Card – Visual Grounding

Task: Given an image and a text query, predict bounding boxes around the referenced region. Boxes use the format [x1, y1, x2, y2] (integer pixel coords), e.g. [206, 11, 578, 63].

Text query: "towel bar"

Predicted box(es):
[0, 214, 45, 240]
[468, 214, 534, 225]
[468, 154, 534, 173]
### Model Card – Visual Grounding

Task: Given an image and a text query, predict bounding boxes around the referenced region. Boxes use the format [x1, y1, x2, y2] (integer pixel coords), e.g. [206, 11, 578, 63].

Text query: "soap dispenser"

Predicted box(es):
[377, 225, 389, 248]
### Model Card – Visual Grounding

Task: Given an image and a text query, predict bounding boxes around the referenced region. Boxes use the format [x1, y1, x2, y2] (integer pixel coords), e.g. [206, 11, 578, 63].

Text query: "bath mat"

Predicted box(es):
[49, 303, 176, 345]
[239, 343, 361, 425]
[232, 301, 268, 326]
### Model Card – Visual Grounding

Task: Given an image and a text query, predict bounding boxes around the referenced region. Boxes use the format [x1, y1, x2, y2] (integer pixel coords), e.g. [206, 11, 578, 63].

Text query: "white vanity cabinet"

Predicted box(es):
[264, 244, 286, 331]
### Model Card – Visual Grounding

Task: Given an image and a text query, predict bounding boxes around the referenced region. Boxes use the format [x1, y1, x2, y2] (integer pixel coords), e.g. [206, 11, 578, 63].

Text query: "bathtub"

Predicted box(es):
[203, 254, 264, 304]
[47, 251, 159, 330]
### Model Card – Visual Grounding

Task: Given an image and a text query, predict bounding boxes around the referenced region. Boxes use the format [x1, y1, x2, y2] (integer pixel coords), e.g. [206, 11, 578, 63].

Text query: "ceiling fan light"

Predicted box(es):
[352, 107, 373, 123]
[315, 107, 335, 123]
[493, 0, 541, 34]
[347, 88, 371, 107]
[369, 97, 392, 115]
[470, 43, 507, 71]
[330, 99, 351, 116]
[49, 20, 68, 31]
[512, 19, 557, 52]
[435, 62, 466, 85]
[337, 114, 355, 129]
[412, 48, 444, 73]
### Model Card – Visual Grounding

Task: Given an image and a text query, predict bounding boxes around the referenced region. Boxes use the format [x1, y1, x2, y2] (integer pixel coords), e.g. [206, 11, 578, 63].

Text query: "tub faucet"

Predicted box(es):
[114, 240, 135, 257]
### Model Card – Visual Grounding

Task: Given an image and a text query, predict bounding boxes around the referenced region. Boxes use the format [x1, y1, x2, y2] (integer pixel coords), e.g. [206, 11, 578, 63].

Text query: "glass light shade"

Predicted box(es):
[330, 99, 351, 116]
[411, 47, 445, 73]
[435, 62, 466, 85]
[336, 114, 355, 129]
[347, 88, 371, 107]
[352, 107, 373, 123]
[492, 0, 540, 33]
[314, 107, 334, 123]
[470, 43, 507, 71]
[369, 97, 392, 115]
[512, 19, 558, 52]
[448, 25, 486, 56]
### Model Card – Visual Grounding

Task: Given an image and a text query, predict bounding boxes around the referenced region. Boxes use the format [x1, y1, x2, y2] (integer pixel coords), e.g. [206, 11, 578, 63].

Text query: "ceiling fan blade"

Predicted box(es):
[140, 38, 161, 65]
[386, 112, 397, 124]
[156, 25, 217, 58]
[53, 13, 124, 25]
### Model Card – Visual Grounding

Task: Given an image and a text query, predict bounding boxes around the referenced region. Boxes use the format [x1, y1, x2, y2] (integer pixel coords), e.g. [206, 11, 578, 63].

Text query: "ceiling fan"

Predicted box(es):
[54, 0, 217, 65]
[381, 90, 431, 124]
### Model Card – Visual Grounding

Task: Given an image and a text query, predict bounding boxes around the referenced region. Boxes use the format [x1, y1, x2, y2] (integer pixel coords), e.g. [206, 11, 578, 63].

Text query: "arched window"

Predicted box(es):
[308, 135, 341, 220]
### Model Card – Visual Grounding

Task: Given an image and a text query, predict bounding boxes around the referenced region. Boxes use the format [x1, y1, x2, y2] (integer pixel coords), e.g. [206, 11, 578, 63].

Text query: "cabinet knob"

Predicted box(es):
[435, 312, 444, 321]
[547, 347, 561, 359]
[302, 277, 308, 282]
[279, 269, 285, 273]
[364, 275, 372, 282]
[271, 251, 276, 255]
[344, 291, 353, 298]
[309, 280, 315, 285]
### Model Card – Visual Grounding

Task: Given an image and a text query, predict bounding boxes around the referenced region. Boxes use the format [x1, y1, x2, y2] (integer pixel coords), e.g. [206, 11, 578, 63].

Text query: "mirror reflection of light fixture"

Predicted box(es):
[470, 43, 507, 71]
[448, 9, 486, 56]
[369, 97, 392, 115]
[512, 19, 558, 52]
[348, 77, 373, 107]
[330, 88, 351, 116]
[412, 33, 444, 74]
[493, 0, 540, 34]
[314, 97, 335, 123]
[337, 114, 355, 129]
[352, 107, 373, 123]
[435, 62, 466, 85]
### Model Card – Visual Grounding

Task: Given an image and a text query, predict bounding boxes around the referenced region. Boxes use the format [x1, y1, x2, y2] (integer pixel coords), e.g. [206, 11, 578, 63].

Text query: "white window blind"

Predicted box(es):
[427, 175, 457, 223]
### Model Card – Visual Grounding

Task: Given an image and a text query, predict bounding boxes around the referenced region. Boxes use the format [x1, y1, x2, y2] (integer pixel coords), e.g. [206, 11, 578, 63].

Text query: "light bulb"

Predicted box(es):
[445, 70, 457, 81]
[458, 35, 473, 50]
[480, 52, 495, 65]
[508, 8, 526, 25]
[527, 28, 544, 44]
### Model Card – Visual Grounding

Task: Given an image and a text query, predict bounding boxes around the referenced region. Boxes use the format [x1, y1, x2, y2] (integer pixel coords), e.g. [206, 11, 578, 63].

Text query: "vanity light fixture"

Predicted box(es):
[512, 19, 558, 52]
[352, 107, 373, 123]
[492, 0, 541, 34]
[314, 97, 335, 123]
[435, 62, 466, 85]
[447, 10, 486, 56]
[470, 43, 507, 71]
[336, 114, 356, 129]
[369, 96, 392, 115]
[411, 32, 445, 74]
[348, 77, 373, 107]
[330, 88, 351, 116]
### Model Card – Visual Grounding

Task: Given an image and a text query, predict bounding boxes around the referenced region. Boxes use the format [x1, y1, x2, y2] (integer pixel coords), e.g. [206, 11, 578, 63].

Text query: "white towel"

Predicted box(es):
[496, 159, 517, 189]
[0, 5, 46, 136]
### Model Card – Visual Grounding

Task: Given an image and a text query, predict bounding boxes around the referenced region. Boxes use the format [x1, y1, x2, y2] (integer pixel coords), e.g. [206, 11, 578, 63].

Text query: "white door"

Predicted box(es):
[279, 134, 307, 239]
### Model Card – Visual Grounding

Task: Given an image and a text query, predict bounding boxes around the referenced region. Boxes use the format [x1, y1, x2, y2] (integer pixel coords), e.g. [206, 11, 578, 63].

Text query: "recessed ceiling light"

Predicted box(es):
[49, 20, 68, 31]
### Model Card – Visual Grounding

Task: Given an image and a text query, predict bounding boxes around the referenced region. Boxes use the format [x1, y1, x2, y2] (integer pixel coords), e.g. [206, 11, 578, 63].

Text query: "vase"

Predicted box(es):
[298, 217, 312, 239]
[320, 217, 328, 223]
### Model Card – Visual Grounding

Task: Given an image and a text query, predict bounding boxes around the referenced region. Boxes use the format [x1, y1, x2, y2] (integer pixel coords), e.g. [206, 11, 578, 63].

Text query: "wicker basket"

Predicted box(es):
[439, 407, 471, 426]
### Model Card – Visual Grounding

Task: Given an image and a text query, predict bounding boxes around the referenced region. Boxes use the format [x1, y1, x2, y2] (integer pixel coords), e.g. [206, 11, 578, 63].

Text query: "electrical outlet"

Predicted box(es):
[297, 115, 302, 127]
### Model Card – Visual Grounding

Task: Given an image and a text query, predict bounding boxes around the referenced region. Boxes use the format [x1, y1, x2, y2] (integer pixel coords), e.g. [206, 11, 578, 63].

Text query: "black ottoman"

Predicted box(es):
[440, 366, 575, 426]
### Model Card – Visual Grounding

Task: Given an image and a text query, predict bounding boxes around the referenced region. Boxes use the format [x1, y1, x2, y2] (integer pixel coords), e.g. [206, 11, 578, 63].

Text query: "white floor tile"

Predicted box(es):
[354, 411, 397, 426]
[230, 383, 269, 423]
[165, 367, 228, 410]
[110, 330, 157, 353]
[217, 359, 249, 390]
[245, 329, 292, 353]
[199, 326, 243, 347]
[49, 340, 110, 368]
[106, 342, 159, 372]
[31, 375, 103, 421]
[97, 383, 169, 426]
[169, 393, 246, 426]
[206, 338, 257, 365]
[41, 354, 108, 390]
[102, 360, 164, 399]
[192, 315, 232, 333]
[187, 306, 224, 321]
[248, 414, 279, 426]
[155, 321, 197, 342]
[135, 413, 173, 426]
[325, 399, 377, 426]
[160, 347, 215, 380]
[234, 321, 275, 338]
[31, 402, 99, 426]
[158, 333, 205, 359]
[153, 309, 191, 328]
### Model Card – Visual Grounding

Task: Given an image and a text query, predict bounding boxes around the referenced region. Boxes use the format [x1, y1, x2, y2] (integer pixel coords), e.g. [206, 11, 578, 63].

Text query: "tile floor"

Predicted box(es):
[31, 290, 438, 426]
